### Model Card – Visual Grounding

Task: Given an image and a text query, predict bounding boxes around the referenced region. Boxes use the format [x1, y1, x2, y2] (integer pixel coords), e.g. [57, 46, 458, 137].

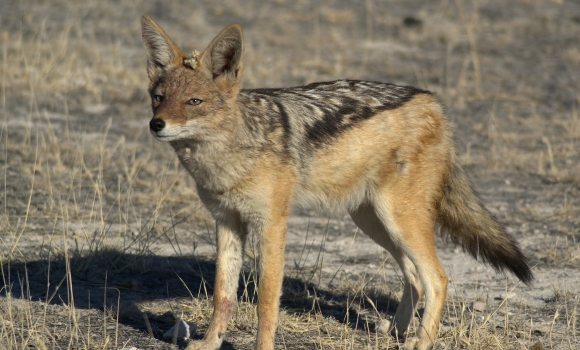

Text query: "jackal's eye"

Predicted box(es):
[187, 98, 202, 105]
[153, 95, 164, 103]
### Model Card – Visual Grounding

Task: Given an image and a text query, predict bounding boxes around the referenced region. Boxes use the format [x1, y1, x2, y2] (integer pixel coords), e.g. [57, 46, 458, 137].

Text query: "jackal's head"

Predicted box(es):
[141, 16, 243, 142]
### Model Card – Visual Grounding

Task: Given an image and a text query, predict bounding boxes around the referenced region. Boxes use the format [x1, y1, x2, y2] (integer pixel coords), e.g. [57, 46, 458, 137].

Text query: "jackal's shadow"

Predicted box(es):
[3, 250, 400, 348]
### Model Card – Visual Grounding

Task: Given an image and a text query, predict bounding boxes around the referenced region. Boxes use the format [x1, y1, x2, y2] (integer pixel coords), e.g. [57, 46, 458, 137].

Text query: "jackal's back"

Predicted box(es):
[239, 79, 431, 152]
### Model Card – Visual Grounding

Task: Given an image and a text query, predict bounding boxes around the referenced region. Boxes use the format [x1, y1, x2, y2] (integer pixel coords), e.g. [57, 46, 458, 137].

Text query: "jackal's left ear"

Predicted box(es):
[141, 15, 185, 80]
[201, 24, 244, 92]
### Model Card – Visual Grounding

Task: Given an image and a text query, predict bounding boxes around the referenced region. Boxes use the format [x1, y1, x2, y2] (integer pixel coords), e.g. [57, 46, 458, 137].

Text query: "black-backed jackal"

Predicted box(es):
[141, 16, 533, 350]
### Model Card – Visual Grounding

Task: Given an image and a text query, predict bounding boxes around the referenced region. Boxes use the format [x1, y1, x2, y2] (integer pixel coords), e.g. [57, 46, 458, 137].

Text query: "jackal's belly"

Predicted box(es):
[291, 175, 371, 213]
[291, 125, 398, 212]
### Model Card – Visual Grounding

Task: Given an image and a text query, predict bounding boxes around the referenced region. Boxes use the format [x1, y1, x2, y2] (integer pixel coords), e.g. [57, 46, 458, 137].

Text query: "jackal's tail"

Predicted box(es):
[436, 158, 534, 285]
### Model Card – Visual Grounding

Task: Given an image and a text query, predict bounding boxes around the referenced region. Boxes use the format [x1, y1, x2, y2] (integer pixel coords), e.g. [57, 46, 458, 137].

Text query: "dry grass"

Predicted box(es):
[1, 0, 579, 349]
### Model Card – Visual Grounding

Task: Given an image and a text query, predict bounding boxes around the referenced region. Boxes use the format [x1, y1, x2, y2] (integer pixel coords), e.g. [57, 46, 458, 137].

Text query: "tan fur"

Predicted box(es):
[141, 16, 532, 350]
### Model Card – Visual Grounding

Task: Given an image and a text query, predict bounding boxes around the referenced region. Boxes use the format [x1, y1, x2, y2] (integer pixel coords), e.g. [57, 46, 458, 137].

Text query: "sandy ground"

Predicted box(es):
[0, 0, 579, 349]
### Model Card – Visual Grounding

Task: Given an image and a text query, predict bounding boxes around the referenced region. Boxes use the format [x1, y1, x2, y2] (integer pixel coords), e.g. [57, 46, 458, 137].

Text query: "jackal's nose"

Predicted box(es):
[149, 118, 165, 132]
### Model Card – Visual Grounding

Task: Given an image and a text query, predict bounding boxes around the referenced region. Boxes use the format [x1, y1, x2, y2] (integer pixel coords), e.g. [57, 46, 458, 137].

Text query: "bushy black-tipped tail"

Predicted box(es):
[436, 159, 533, 285]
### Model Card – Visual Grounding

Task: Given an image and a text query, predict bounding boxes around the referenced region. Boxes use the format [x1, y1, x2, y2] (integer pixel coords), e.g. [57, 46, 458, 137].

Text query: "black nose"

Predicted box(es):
[150, 118, 165, 132]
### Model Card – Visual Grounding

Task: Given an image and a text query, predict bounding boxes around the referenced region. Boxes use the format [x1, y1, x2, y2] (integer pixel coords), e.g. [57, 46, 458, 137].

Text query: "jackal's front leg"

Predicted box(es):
[255, 214, 288, 350]
[186, 215, 245, 350]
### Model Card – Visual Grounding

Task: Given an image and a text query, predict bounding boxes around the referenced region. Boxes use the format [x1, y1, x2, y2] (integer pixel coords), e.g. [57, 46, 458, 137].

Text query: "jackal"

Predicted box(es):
[141, 16, 533, 350]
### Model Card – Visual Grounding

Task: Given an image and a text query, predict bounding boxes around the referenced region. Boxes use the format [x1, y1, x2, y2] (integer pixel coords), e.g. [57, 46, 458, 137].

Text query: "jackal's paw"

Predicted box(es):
[403, 336, 434, 350]
[185, 339, 222, 350]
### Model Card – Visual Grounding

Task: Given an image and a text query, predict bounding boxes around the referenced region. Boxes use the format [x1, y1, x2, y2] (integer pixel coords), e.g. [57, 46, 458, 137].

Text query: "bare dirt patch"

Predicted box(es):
[1, 0, 579, 349]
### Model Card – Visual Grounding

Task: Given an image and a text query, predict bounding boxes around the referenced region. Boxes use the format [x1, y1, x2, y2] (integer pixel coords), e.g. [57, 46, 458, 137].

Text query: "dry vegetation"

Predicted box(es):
[1, 0, 579, 349]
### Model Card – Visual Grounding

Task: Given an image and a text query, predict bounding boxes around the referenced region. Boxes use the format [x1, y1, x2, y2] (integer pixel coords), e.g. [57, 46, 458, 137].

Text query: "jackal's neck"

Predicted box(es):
[169, 105, 263, 193]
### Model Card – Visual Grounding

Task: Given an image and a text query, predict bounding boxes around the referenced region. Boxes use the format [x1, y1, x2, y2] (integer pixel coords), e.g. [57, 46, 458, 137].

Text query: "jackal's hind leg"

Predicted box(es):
[349, 203, 423, 337]
[350, 199, 446, 350]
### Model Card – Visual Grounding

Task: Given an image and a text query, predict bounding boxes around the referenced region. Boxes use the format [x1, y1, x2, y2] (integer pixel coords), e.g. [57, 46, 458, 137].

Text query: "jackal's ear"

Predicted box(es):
[200, 24, 244, 92]
[141, 15, 184, 80]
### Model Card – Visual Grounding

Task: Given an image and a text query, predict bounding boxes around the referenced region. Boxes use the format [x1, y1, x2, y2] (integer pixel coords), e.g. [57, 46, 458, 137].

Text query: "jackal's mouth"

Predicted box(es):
[150, 129, 183, 141]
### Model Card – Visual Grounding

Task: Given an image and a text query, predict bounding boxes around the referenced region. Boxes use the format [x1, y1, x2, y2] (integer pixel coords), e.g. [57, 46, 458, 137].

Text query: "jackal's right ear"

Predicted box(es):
[141, 16, 184, 80]
[200, 24, 244, 93]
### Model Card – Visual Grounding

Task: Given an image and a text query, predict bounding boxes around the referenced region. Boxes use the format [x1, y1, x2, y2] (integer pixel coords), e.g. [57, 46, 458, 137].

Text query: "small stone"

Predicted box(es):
[163, 320, 198, 340]
[119, 347, 138, 350]
[498, 292, 517, 300]
[375, 319, 393, 335]
[570, 249, 580, 260]
[471, 301, 485, 312]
